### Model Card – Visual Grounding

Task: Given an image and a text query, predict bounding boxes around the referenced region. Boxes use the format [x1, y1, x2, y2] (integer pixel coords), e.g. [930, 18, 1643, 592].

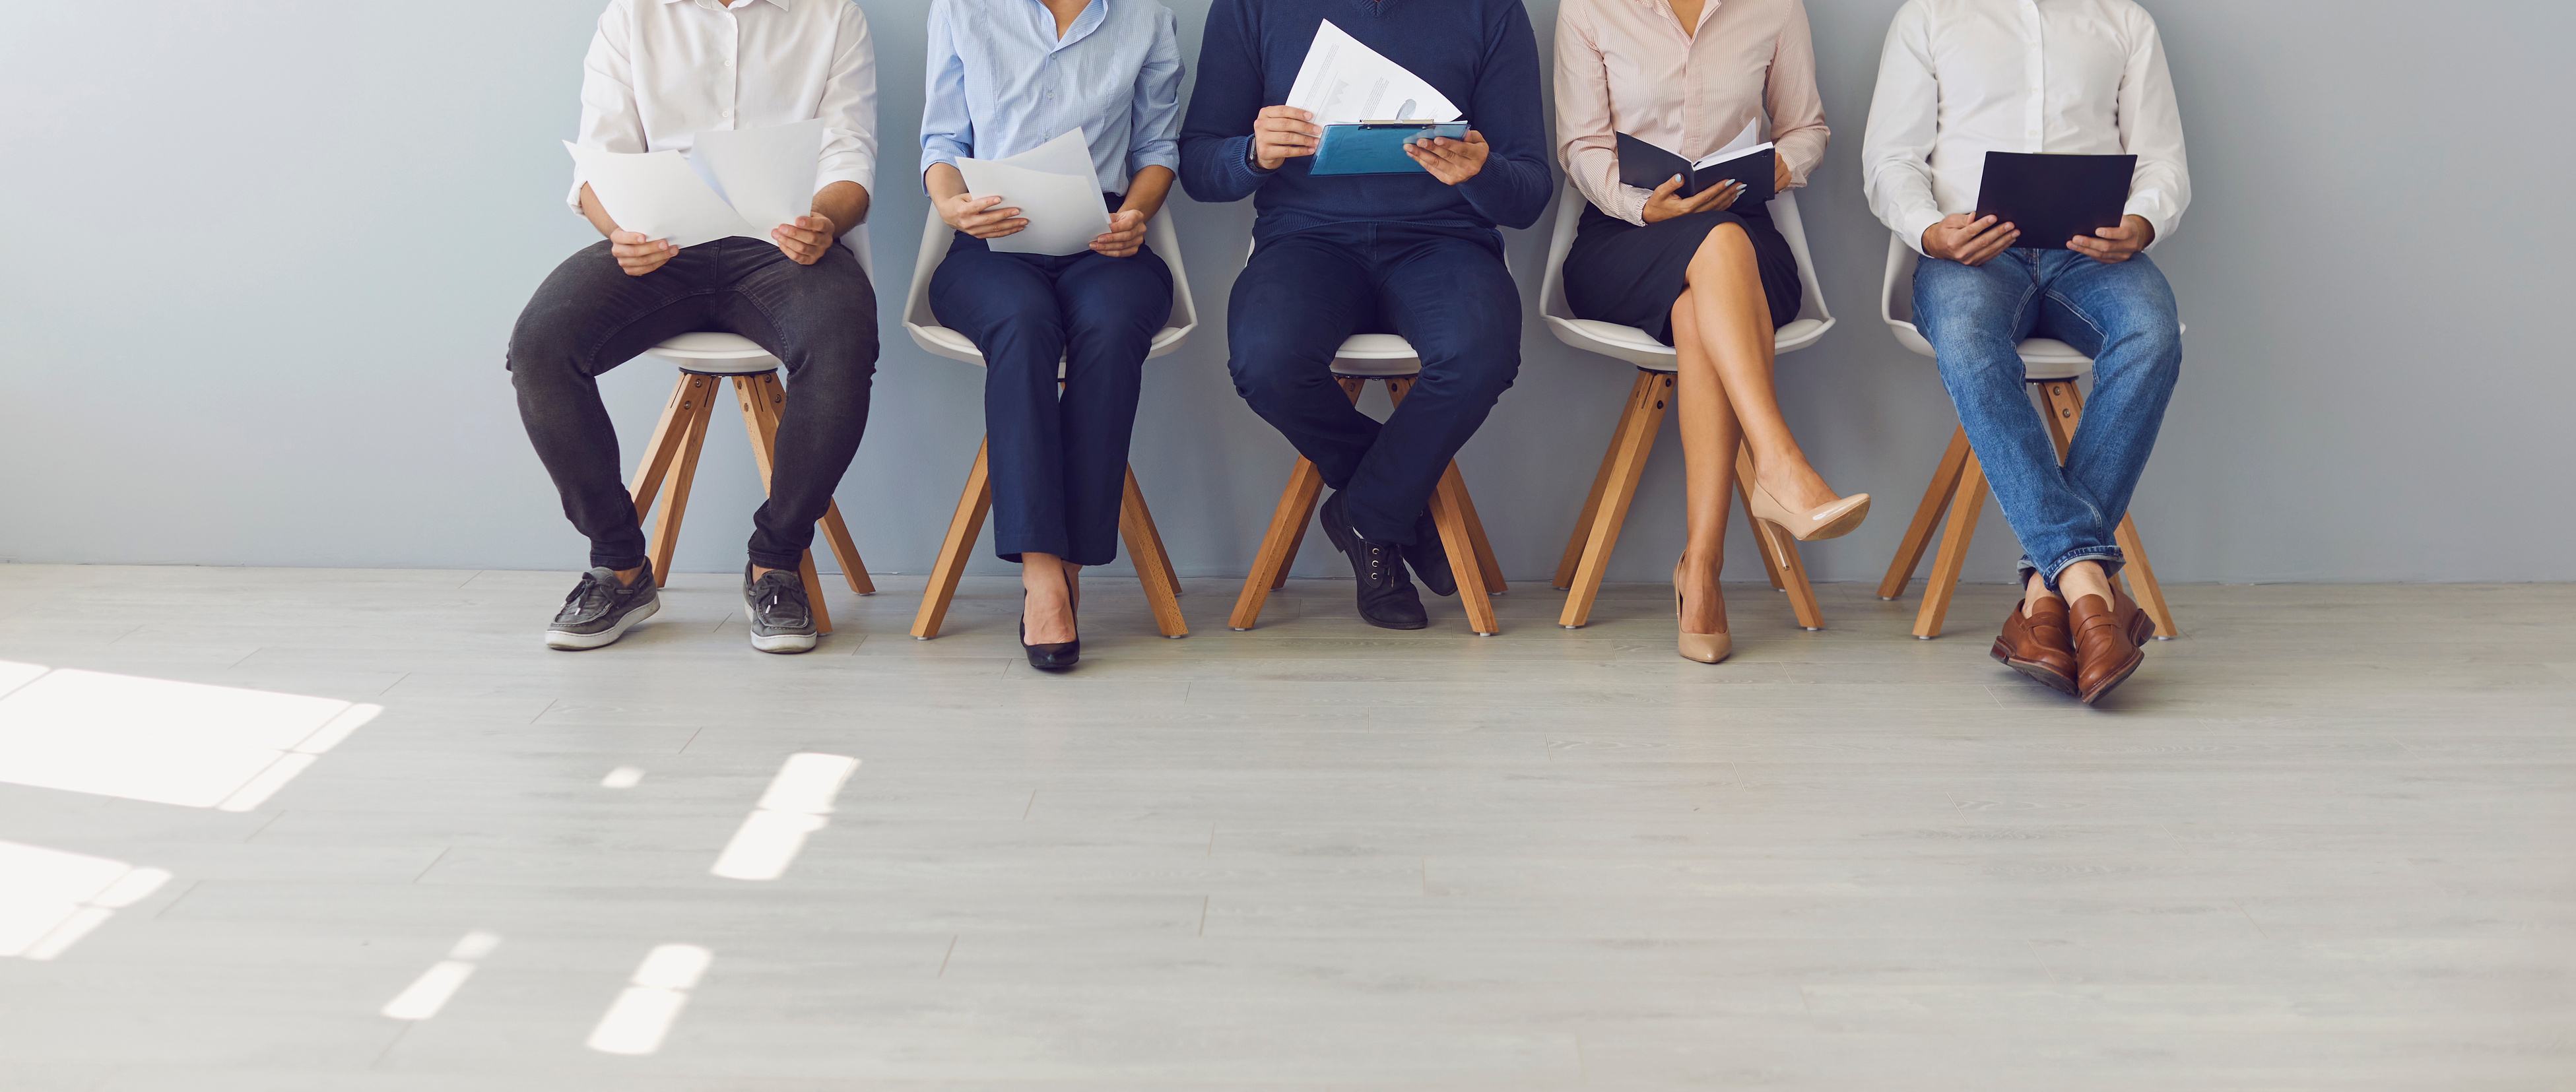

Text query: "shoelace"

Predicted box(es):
[1361, 540, 1397, 587]
[564, 573, 614, 613]
[751, 575, 807, 620]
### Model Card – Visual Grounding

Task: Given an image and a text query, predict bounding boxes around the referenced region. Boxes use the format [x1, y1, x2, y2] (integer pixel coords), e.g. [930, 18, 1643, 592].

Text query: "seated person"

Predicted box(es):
[509, 0, 879, 655]
[918, 0, 1184, 672]
[1861, 0, 2189, 703]
[1178, 0, 1550, 630]
[1555, 0, 1866, 666]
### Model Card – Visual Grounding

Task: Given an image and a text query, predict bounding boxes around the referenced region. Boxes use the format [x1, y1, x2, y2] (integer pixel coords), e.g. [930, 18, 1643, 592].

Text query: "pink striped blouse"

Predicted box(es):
[1554, 0, 1829, 226]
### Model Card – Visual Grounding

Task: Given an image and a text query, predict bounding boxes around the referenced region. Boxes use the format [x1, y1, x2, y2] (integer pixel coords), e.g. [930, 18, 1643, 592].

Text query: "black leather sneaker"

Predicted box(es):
[742, 563, 819, 654]
[545, 562, 659, 651]
[1403, 507, 1457, 597]
[1320, 492, 1428, 630]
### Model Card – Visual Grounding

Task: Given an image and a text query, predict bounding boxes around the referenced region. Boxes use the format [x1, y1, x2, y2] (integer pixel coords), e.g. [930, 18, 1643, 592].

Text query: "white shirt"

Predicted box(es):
[1861, 0, 2187, 255]
[567, 0, 878, 215]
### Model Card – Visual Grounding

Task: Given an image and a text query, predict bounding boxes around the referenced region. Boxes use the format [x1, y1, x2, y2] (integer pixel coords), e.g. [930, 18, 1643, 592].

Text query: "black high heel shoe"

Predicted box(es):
[1020, 571, 1079, 672]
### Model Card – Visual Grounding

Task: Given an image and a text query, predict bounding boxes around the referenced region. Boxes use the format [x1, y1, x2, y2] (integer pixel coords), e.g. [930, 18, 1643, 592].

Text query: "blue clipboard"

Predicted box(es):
[1309, 121, 1469, 176]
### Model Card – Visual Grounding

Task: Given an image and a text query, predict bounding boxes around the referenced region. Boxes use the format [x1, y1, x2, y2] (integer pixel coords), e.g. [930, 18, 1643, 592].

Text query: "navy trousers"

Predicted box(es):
[929, 233, 1172, 566]
[1226, 222, 1520, 544]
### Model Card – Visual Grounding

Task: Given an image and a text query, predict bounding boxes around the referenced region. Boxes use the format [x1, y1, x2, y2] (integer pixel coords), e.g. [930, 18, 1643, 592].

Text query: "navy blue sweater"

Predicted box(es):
[1178, 0, 1551, 241]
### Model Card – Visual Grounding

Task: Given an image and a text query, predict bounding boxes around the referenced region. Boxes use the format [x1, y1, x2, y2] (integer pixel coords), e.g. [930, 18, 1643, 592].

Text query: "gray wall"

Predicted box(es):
[3, 1, 2569, 584]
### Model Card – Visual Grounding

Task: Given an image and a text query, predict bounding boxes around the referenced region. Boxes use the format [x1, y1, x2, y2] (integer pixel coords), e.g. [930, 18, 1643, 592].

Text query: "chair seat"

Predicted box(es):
[1550, 317, 1832, 373]
[1329, 333, 1422, 376]
[644, 332, 781, 374]
[907, 324, 1196, 369]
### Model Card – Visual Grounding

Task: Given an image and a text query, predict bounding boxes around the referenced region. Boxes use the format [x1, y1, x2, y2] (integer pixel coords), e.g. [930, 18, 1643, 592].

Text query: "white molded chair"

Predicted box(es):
[1872, 233, 2179, 639]
[628, 232, 878, 636]
[1536, 184, 1835, 631]
[899, 205, 1198, 640]
[1226, 248, 1511, 637]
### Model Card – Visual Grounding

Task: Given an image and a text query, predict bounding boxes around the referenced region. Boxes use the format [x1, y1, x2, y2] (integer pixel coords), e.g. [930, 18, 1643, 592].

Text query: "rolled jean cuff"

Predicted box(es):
[2022, 547, 2125, 592]
[748, 550, 807, 573]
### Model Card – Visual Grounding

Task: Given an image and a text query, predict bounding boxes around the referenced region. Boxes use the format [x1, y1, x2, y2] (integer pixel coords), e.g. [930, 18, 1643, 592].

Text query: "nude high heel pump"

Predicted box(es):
[1672, 562, 1733, 664]
[1745, 480, 1871, 542]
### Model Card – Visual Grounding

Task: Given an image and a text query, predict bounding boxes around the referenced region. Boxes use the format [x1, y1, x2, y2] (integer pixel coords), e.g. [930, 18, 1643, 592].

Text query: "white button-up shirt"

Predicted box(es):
[1861, 0, 2187, 255]
[566, 0, 878, 215]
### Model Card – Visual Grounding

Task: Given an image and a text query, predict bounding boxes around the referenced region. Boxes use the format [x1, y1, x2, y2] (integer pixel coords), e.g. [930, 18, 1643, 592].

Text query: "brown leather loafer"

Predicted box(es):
[2070, 594, 2146, 705]
[1991, 600, 2078, 695]
[2111, 583, 2156, 645]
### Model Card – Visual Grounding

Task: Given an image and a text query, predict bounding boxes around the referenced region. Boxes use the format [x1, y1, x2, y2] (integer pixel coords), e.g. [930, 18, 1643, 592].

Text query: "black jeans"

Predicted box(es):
[507, 237, 878, 572]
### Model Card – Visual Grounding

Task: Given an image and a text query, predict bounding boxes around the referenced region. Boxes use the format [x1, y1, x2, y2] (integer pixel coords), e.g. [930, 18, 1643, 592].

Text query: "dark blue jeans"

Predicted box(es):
[508, 237, 877, 571]
[1912, 248, 2182, 590]
[1226, 222, 1520, 544]
[929, 234, 1172, 566]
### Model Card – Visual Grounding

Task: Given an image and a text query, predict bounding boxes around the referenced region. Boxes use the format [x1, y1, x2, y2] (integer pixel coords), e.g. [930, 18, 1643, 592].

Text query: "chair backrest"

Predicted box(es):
[902, 205, 1197, 366]
[1539, 182, 1833, 360]
[1880, 233, 1934, 356]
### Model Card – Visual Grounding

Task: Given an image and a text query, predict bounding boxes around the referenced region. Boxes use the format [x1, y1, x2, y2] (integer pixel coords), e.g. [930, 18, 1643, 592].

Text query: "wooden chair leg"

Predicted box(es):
[742, 375, 873, 595]
[645, 377, 719, 588]
[1231, 456, 1325, 630]
[1428, 467, 1499, 635]
[2037, 380, 2179, 638]
[739, 374, 872, 596]
[1443, 462, 1505, 594]
[1555, 370, 1655, 590]
[1878, 426, 1973, 600]
[909, 438, 993, 640]
[1736, 445, 1824, 629]
[1736, 452, 1791, 593]
[1556, 372, 1668, 629]
[729, 377, 832, 635]
[1120, 466, 1188, 637]
[1911, 449, 1987, 639]
[630, 373, 706, 526]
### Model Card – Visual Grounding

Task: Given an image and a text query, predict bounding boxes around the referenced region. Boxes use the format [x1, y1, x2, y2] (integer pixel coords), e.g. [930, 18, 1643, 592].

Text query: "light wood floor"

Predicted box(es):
[0, 565, 2569, 1090]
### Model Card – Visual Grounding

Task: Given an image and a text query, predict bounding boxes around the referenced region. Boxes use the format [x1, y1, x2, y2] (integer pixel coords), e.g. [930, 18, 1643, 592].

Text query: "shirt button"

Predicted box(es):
[721, 110, 733, 119]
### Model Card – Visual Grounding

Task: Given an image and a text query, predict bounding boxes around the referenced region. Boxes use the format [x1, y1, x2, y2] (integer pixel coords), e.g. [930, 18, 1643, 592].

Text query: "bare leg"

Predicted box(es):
[2022, 570, 2061, 617]
[2055, 560, 2113, 607]
[1021, 553, 1079, 645]
[1680, 223, 1843, 511]
[1670, 292, 1738, 637]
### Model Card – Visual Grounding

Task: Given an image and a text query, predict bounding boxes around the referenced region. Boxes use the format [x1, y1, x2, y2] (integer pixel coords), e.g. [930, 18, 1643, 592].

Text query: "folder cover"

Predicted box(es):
[1309, 121, 1469, 177]
[1614, 132, 1776, 208]
[1973, 152, 2136, 251]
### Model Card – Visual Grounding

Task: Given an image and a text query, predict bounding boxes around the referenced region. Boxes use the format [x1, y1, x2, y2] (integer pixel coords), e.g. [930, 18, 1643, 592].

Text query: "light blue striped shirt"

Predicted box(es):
[919, 0, 1185, 195]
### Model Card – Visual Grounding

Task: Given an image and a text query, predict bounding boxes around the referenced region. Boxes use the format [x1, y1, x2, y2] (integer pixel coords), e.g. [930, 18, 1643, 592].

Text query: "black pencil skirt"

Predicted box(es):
[1562, 200, 1802, 346]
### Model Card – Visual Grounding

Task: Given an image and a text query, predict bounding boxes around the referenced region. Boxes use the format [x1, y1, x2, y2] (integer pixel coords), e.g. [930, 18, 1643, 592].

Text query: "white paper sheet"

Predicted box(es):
[566, 142, 753, 249]
[692, 118, 826, 235]
[1692, 119, 1767, 170]
[953, 130, 1113, 257]
[1285, 20, 1460, 125]
[566, 119, 828, 249]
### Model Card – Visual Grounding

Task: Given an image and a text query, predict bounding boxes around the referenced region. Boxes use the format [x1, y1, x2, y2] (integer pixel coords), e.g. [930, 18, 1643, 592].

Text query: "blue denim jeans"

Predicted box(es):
[1912, 248, 2181, 590]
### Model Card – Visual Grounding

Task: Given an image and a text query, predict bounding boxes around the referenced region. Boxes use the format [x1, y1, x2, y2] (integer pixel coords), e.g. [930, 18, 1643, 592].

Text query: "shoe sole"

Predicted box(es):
[546, 598, 658, 651]
[743, 591, 818, 654]
[1991, 640, 2078, 695]
[1766, 498, 1872, 542]
[1321, 508, 1431, 630]
[2078, 649, 2146, 705]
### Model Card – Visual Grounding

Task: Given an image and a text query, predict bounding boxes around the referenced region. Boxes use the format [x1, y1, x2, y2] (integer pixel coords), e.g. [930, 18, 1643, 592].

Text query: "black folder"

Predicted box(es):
[1973, 152, 2136, 250]
[1615, 133, 1776, 208]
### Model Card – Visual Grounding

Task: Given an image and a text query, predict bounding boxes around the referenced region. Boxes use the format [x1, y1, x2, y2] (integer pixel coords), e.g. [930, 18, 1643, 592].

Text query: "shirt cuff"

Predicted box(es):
[1128, 146, 1181, 179]
[1896, 205, 1946, 257]
[818, 162, 875, 205]
[1616, 184, 1651, 227]
[2123, 196, 2173, 253]
[566, 177, 587, 216]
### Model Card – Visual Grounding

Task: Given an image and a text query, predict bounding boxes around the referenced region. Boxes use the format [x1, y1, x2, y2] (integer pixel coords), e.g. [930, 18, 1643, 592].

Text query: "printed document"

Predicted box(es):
[954, 129, 1113, 257]
[1286, 20, 1460, 125]
[565, 118, 826, 249]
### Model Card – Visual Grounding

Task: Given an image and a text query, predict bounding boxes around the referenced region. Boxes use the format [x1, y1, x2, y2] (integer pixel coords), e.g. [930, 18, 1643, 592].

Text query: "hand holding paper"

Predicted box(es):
[952, 131, 1112, 257]
[566, 119, 826, 250]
